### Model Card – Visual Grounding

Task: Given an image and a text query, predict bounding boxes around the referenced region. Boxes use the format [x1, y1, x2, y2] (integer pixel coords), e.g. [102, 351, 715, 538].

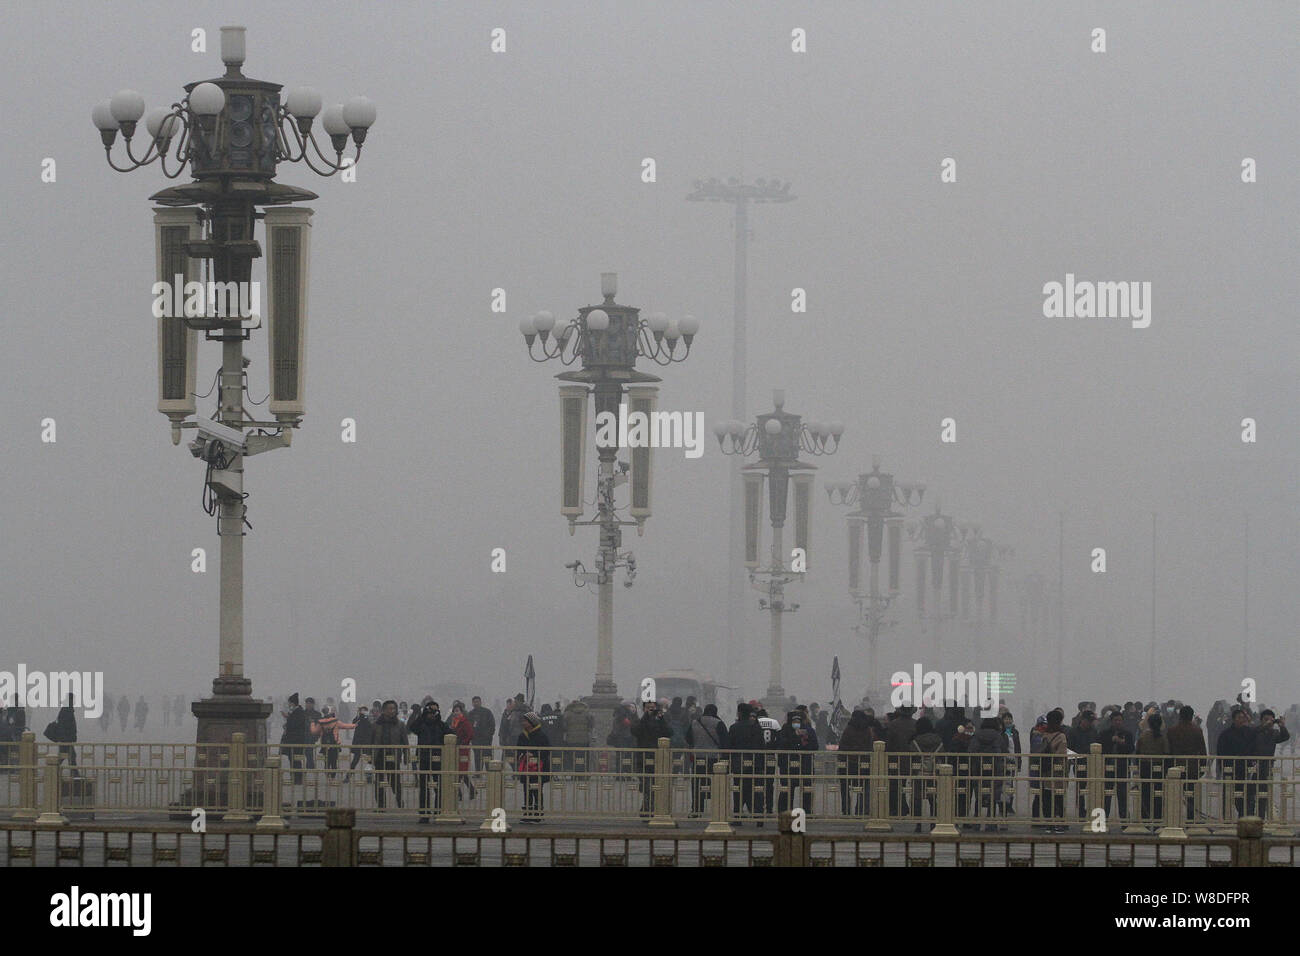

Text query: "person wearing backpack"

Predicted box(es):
[909, 717, 944, 832]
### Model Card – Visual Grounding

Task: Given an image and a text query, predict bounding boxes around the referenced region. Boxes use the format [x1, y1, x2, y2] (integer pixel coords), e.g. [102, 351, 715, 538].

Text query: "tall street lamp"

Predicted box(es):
[906, 503, 959, 660]
[522, 273, 697, 715]
[715, 390, 841, 710]
[826, 457, 925, 695]
[94, 25, 375, 746]
[687, 176, 795, 690]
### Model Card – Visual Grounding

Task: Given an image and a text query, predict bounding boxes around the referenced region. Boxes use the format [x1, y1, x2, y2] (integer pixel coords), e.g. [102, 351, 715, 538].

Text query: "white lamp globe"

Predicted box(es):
[532, 311, 556, 334]
[342, 96, 377, 129]
[764, 419, 782, 436]
[646, 311, 669, 333]
[321, 104, 349, 136]
[286, 86, 323, 119]
[110, 89, 146, 123]
[678, 314, 700, 336]
[518, 317, 535, 336]
[91, 101, 117, 131]
[585, 308, 609, 331]
[188, 83, 225, 116]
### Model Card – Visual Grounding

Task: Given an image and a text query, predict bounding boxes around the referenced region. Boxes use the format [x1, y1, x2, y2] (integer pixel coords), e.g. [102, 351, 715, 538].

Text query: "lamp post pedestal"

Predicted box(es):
[192, 691, 272, 746]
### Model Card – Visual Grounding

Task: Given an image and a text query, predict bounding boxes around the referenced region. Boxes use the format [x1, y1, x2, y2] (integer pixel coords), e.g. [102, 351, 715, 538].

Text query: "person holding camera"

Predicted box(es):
[1249, 709, 1289, 817]
[632, 699, 672, 818]
[407, 698, 449, 823]
[516, 711, 552, 822]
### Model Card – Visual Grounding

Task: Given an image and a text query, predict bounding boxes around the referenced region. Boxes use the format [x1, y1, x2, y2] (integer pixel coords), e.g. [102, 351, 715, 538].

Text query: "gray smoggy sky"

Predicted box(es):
[1, 0, 1295, 714]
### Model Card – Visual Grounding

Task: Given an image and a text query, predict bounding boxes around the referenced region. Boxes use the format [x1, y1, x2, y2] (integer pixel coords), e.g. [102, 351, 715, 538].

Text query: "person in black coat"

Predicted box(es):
[775, 711, 819, 814]
[1248, 709, 1290, 816]
[1097, 711, 1135, 822]
[1216, 707, 1255, 818]
[728, 703, 766, 823]
[280, 693, 309, 784]
[516, 711, 551, 821]
[54, 695, 80, 778]
[836, 709, 876, 816]
[631, 700, 672, 816]
[344, 703, 373, 782]
[407, 699, 450, 821]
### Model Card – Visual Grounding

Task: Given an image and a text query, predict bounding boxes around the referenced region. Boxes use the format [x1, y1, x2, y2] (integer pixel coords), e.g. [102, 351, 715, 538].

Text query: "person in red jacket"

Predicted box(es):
[450, 701, 477, 800]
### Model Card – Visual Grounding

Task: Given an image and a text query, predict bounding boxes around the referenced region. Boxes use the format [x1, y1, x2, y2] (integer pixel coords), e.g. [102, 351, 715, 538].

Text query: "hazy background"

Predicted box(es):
[1, 1, 1295, 716]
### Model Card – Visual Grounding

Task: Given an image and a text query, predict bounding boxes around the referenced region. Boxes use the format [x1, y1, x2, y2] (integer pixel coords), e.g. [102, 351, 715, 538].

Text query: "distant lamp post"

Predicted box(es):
[907, 504, 959, 656]
[687, 176, 795, 689]
[827, 456, 924, 693]
[523, 272, 697, 708]
[95, 25, 376, 746]
[716, 391, 841, 709]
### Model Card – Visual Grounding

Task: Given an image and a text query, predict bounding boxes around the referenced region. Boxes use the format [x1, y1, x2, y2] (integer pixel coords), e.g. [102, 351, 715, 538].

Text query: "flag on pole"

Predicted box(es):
[831, 656, 842, 709]
[524, 655, 536, 710]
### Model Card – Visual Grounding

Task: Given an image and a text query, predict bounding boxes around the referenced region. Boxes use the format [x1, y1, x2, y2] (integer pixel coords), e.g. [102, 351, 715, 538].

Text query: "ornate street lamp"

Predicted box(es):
[94, 25, 376, 748]
[826, 456, 925, 693]
[522, 272, 696, 711]
[715, 390, 841, 709]
[687, 176, 795, 689]
[906, 503, 959, 655]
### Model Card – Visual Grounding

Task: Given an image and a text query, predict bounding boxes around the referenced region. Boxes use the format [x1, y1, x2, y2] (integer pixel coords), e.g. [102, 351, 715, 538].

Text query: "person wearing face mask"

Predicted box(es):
[774, 710, 819, 815]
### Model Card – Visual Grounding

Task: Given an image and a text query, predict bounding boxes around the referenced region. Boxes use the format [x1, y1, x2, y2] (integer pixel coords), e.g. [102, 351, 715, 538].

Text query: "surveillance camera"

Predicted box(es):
[195, 418, 247, 455]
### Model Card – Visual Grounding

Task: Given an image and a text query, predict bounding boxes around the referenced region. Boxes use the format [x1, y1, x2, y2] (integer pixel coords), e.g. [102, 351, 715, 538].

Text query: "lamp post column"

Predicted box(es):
[592, 382, 621, 699]
[767, 521, 784, 702]
[216, 329, 247, 693]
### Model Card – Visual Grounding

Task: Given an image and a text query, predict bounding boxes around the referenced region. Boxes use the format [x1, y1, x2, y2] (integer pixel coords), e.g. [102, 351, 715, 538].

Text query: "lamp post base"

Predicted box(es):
[192, 693, 273, 746]
[582, 689, 624, 749]
[178, 687, 273, 820]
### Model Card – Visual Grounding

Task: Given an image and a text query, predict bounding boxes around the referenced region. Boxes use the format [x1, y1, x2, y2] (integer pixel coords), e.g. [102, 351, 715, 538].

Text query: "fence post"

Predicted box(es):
[322, 808, 357, 866]
[1264, 759, 1293, 836]
[1083, 743, 1104, 832]
[1158, 766, 1186, 840]
[14, 731, 37, 821]
[705, 760, 733, 835]
[1234, 816, 1263, 867]
[932, 764, 959, 836]
[773, 809, 809, 866]
[35, 755, 67, 826]
[1186, 765, 1210, 835]
[437, 733, 463, 823]
[479, 759, 510, 832]
[225, 732, 251, 823]
[865, 741, 890, 831]
[256, 757, 288, 830]
[648, 737, 676, 828]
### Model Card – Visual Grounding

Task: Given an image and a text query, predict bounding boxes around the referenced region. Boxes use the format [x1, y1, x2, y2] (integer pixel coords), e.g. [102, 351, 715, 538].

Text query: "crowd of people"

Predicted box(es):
[270, 689, 1294, 828]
